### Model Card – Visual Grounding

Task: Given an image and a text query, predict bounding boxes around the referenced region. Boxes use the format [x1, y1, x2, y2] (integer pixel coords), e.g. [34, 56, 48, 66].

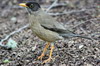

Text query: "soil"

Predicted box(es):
[0, 0, 100, 66]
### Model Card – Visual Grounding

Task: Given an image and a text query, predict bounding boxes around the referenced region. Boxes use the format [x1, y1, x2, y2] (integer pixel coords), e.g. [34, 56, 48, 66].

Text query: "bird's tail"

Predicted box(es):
[60, 33, 92, 40]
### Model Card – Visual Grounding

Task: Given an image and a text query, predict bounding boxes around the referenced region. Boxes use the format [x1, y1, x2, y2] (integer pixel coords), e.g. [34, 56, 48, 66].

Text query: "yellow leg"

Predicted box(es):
[38, 42, 50, 60]
[43, 44, 55, 64]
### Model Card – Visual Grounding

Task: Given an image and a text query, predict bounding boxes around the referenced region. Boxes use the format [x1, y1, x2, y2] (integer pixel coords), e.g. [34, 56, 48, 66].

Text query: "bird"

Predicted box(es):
[19, 1, 91, 63]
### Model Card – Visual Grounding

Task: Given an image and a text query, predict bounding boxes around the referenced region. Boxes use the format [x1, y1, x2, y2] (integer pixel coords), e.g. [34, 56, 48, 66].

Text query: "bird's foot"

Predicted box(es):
[38, 42, 50, 60]
[42, 57, 52, 64]
[42, 45, 54, 64]
[38, 53, 44, 60]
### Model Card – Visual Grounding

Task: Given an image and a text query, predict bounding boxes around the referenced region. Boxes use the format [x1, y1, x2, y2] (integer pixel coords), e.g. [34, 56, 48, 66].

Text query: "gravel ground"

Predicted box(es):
[0, 0, 100, 66]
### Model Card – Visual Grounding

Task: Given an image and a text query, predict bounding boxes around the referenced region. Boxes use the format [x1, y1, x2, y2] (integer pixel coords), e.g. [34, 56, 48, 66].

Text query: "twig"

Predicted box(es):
[46, 0, 58, 12]
[80, 27, 88, 35]
[52, 3, 67, 7]
[72, 17, 100, 29]
[80, 27, 94, 40]
[72, 18, 100, 41]
[48, 8, 95, 16]
[90, 32, 100, 36]
[0, 24, 29, 48]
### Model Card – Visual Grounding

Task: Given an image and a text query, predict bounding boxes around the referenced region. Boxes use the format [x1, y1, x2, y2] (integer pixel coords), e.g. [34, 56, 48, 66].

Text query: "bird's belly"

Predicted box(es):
[37, 34, 57, 42]
[32, 27, 62, 42]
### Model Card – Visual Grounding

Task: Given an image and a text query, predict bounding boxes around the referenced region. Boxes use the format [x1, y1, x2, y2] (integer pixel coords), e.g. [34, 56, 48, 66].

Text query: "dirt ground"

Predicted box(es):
[0, 0, 100, 66]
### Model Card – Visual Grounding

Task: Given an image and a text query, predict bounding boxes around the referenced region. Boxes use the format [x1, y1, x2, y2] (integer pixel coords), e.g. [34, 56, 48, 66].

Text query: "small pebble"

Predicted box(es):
[11, 17, 17, 23]
[31, 45, 37, 51]
[79, 45, 84, 49]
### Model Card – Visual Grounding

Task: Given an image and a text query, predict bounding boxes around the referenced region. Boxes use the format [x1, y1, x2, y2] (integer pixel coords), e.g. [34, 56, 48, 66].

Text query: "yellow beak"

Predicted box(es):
[19, 3, 27, 7]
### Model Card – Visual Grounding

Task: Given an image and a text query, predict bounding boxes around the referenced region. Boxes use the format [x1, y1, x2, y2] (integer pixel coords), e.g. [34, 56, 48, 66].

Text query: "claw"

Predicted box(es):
[37, 42, 50, 60]
[38, 53, 44, 60]
[42, 45, 54, 64]
[42, 57, 52, 64]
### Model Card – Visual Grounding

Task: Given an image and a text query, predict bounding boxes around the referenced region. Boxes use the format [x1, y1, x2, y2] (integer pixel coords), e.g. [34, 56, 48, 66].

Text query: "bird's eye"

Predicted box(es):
[29, 4, 34, 8]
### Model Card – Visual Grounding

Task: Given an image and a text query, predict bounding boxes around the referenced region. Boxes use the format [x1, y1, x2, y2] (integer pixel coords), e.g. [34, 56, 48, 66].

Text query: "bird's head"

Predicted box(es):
[19, 1, 41, 14]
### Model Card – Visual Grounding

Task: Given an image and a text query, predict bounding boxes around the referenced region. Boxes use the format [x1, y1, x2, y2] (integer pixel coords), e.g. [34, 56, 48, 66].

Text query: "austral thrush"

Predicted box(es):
[19, 1, 91, 63]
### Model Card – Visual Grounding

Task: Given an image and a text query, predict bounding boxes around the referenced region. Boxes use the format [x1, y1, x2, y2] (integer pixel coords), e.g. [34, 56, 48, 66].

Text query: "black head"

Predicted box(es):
[26, 1, 41, 11]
